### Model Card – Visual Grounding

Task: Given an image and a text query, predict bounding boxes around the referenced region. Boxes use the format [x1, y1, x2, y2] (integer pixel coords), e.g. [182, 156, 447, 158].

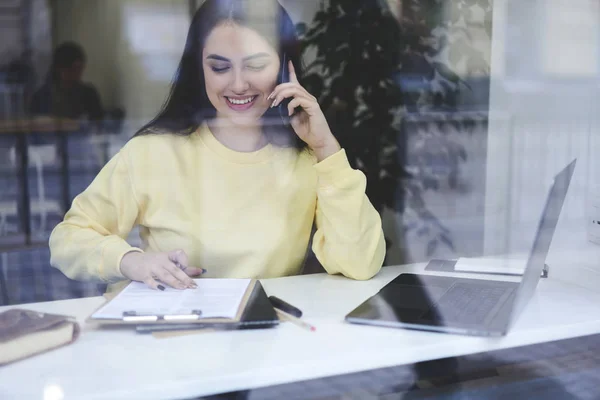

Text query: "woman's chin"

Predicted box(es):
[224, 114, 263, 128]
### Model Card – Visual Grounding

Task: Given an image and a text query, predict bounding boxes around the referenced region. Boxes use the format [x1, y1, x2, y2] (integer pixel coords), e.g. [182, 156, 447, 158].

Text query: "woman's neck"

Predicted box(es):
[207, 119, 268, 153]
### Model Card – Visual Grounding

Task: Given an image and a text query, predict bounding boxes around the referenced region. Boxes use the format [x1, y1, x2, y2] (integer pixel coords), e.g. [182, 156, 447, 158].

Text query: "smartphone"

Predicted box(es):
[278, 53, 292, 125]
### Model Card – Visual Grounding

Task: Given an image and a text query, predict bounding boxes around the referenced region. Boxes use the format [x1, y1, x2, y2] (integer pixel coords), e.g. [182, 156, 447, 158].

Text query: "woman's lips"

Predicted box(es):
[225, 95, 258, 111]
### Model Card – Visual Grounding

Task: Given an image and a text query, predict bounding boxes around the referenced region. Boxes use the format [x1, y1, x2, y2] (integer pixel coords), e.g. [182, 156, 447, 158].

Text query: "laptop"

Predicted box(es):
[346, 159, 576, 337]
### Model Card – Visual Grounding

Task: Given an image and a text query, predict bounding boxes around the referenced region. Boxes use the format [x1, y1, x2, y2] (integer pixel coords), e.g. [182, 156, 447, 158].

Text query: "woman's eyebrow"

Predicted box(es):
[206, 54, 230, 62]
[205, 53, 271, 62]
[242, 53, 271, 61]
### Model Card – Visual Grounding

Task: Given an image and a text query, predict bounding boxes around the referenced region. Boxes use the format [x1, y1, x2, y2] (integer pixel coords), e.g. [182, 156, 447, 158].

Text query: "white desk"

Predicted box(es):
[1, 257, 600, 400]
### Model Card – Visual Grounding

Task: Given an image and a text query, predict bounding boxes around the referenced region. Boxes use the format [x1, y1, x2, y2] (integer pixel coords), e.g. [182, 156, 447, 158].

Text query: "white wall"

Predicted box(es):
[53, 0, 119, 108]
[53, 0, 189, 126]
[0, 7, 24, 63]
[485, 0, 600, 284]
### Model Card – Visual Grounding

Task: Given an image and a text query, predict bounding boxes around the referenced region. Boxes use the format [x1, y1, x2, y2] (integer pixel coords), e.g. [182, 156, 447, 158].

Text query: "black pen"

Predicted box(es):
[268, 296, 303, 318]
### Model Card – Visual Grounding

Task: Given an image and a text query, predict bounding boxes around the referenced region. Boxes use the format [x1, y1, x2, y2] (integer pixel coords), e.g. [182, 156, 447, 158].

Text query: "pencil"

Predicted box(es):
[275, 308, 316, 332]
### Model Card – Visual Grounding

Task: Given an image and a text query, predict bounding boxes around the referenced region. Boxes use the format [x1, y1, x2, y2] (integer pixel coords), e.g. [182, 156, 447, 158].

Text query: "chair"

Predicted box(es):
[0, 83, 26, 120]
[21, 145, 63, 236]
[0, 82, 68, 239]
[0, 146, 19, 237]
[0, 83, 27, 237]
[90, 108, 126, 164]
[0, 145, 63, 240]
[0, 252, 9, 305]
[0, 145, 18, 306]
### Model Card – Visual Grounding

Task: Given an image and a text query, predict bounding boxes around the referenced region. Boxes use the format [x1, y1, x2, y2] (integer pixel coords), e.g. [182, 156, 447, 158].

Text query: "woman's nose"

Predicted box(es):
[230, 70, 250, 94]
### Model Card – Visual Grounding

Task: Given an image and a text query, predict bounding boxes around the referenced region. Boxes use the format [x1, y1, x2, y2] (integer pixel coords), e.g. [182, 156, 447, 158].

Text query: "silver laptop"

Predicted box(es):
[346, 159, 576, 336]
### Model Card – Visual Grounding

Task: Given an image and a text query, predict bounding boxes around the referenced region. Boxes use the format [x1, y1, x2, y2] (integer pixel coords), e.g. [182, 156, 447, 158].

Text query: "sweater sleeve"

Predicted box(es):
[311, 149, 386, 280]
[49, 146, 143, 282]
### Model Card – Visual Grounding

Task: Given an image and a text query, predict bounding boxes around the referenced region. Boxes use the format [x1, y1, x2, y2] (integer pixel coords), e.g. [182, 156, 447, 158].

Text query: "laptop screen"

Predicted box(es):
[508, 159, 576, 325]
[345, 159, 577, 336]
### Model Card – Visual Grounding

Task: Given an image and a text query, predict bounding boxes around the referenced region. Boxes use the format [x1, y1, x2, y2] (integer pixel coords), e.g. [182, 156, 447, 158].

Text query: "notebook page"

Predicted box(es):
[454, 257, 528, 274]
[92, 279, 251, 320]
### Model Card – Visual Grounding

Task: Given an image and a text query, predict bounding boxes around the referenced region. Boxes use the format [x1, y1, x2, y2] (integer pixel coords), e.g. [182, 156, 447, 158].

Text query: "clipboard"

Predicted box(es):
[87, 279, 279, 331]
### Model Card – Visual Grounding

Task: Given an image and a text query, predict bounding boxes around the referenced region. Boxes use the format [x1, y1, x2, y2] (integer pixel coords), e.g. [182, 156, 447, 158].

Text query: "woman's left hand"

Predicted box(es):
[268, 61, 341, 162]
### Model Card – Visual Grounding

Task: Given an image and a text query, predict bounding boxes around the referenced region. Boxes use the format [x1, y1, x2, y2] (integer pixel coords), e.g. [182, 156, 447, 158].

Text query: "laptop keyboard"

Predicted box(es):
[422, 283, 510, 325]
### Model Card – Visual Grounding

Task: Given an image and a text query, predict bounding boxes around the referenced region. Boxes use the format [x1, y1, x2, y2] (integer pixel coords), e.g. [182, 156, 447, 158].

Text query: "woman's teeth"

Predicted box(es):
[227, 96, 255, 105]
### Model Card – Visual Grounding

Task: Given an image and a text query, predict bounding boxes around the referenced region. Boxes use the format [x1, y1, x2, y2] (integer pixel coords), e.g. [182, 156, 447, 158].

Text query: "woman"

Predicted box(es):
[49, 0, 385, 292]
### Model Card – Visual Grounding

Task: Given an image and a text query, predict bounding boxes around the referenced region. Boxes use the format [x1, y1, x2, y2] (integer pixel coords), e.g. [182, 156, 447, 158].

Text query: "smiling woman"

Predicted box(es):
[202, 26, 281, 137]
[48, 0, 386, 292]
[136, 0, 304, 150]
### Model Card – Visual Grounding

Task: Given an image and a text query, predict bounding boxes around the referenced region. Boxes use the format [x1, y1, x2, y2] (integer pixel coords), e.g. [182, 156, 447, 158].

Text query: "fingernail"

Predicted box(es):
[267, 92, 273, 100]
[201, 268, 207, 274]
[157, 285, 165, 291]
[271, 99, 277, 108]
[189, 282, 197, 288]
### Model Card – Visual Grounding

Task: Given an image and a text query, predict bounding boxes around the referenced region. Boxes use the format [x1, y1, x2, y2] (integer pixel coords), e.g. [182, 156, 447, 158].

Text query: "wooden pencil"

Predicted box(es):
[275, 308, 316, 332]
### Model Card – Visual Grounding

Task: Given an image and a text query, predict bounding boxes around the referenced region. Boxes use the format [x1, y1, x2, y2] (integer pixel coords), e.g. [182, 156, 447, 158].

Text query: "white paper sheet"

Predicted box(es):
[92, 279, 251, 320]
[454, 257, 528, 275]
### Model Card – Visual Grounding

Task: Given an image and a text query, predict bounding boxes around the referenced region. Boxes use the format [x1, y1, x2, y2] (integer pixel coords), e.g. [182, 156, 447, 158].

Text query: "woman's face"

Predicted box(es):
[202, 22, 280, 127]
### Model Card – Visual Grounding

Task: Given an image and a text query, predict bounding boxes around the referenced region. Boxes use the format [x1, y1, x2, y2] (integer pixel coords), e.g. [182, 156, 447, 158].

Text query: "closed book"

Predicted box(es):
[0, 309, 80, 366]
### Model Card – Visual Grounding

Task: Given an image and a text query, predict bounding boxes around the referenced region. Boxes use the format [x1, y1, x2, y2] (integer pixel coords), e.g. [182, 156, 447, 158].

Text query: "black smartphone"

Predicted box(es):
[278, 53, 292, 125]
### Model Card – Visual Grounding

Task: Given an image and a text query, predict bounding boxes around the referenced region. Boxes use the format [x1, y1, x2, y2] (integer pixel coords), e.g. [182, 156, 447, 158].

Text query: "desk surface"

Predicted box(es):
[1, 254, 600, 400]
[0, 118, 80, 134]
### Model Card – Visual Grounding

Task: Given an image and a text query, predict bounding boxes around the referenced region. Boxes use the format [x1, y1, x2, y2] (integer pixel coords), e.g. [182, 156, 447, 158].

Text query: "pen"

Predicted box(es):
[275, 308, 316, 332]
[268, 296, 303, 317]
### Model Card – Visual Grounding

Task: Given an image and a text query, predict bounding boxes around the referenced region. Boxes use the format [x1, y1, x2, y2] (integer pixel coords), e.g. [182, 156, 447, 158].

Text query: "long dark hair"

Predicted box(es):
[134, 0, 305, 150]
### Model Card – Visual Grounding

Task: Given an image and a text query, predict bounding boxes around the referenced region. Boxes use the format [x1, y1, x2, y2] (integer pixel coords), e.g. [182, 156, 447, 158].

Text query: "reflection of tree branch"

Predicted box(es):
[404, 176, 456, 256]
[300, 0, 490, 258]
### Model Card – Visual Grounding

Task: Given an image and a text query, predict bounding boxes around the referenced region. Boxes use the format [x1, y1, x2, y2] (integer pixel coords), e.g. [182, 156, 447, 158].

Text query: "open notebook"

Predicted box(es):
[89, 278, 279, 329]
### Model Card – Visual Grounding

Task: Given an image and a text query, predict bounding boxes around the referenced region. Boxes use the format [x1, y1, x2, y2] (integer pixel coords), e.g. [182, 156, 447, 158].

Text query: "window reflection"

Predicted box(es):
[542, 0, 599, 77]
[0, 1, 599, 398]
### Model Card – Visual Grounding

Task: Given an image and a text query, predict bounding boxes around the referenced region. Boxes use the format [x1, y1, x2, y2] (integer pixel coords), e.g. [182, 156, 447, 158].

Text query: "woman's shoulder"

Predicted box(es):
[117, 131, 194, 168]
[113, 132, 193, 180]
[123, 130, 191, 152]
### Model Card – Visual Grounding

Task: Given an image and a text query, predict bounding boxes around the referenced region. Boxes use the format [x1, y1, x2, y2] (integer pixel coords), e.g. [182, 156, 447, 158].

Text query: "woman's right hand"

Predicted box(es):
[120, 249, 205, 290]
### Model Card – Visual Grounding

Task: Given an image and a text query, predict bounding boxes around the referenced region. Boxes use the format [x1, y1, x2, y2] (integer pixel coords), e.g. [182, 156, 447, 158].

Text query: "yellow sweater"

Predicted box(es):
[49, 124, 385, 290]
